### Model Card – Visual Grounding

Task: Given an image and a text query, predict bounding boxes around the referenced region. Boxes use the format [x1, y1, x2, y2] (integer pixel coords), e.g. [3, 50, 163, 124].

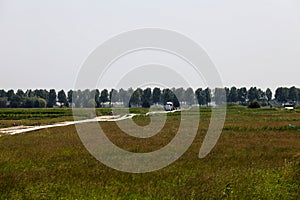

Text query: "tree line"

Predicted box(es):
[0, 86, 299, 108]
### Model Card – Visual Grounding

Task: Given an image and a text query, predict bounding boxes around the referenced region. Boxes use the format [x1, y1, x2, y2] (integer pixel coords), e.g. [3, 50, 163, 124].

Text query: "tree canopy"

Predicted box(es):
[0, 86, 299, 108]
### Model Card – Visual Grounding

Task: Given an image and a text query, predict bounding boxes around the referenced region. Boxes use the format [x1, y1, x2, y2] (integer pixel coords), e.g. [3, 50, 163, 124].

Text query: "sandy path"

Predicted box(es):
[0, 114, 136, 135]
[0, 109, 184, 135]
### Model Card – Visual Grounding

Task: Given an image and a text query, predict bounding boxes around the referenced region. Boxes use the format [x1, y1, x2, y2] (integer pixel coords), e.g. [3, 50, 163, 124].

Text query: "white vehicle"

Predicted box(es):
[165, 102, 175, 111]
[283, 103, 295, 110]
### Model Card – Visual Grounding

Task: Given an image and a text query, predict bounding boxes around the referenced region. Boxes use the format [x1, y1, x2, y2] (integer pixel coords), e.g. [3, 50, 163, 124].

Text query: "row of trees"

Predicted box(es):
[0, 87, 299, 108]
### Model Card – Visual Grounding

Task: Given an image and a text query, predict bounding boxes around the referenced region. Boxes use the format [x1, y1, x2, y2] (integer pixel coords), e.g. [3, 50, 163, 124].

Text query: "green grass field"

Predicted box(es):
[0, 106, 299, 199]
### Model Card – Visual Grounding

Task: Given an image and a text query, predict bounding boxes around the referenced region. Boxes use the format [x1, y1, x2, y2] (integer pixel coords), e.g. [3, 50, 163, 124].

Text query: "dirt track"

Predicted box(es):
[0, 109, 183, 135]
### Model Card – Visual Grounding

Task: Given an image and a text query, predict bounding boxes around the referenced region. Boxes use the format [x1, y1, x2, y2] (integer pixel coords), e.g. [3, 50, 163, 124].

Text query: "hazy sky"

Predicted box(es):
[0, 0, 300, 92]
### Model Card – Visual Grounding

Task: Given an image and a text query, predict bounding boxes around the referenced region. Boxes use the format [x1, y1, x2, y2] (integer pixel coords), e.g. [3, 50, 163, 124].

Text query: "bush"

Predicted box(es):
[248, 101, 261, 108]
[0, 97, 8, 108]
[87, 99, 96, 108]
[36, 98, 47, 108]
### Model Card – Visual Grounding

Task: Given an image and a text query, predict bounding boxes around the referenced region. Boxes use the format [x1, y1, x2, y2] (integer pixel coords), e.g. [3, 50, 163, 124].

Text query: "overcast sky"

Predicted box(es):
[0, 0, 299, 92]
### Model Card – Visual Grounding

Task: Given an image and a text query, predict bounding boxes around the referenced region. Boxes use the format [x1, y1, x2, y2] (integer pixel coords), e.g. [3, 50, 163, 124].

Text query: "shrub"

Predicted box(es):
[248, 101, 261, 108]
[0, 97, 8, 108]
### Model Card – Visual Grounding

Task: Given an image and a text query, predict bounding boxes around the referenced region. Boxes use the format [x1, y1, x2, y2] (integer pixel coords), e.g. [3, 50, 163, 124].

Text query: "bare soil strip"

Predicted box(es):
[0, 109, 183, 135]
[0, 114, 135, 135]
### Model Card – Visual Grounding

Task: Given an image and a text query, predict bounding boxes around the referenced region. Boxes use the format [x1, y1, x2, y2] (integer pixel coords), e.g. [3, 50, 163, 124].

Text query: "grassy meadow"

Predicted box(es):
[0, 106, 299, 199]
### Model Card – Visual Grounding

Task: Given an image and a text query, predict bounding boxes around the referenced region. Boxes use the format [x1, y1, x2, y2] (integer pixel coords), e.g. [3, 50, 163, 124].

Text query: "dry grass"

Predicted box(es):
[0, 107, 299, 199]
